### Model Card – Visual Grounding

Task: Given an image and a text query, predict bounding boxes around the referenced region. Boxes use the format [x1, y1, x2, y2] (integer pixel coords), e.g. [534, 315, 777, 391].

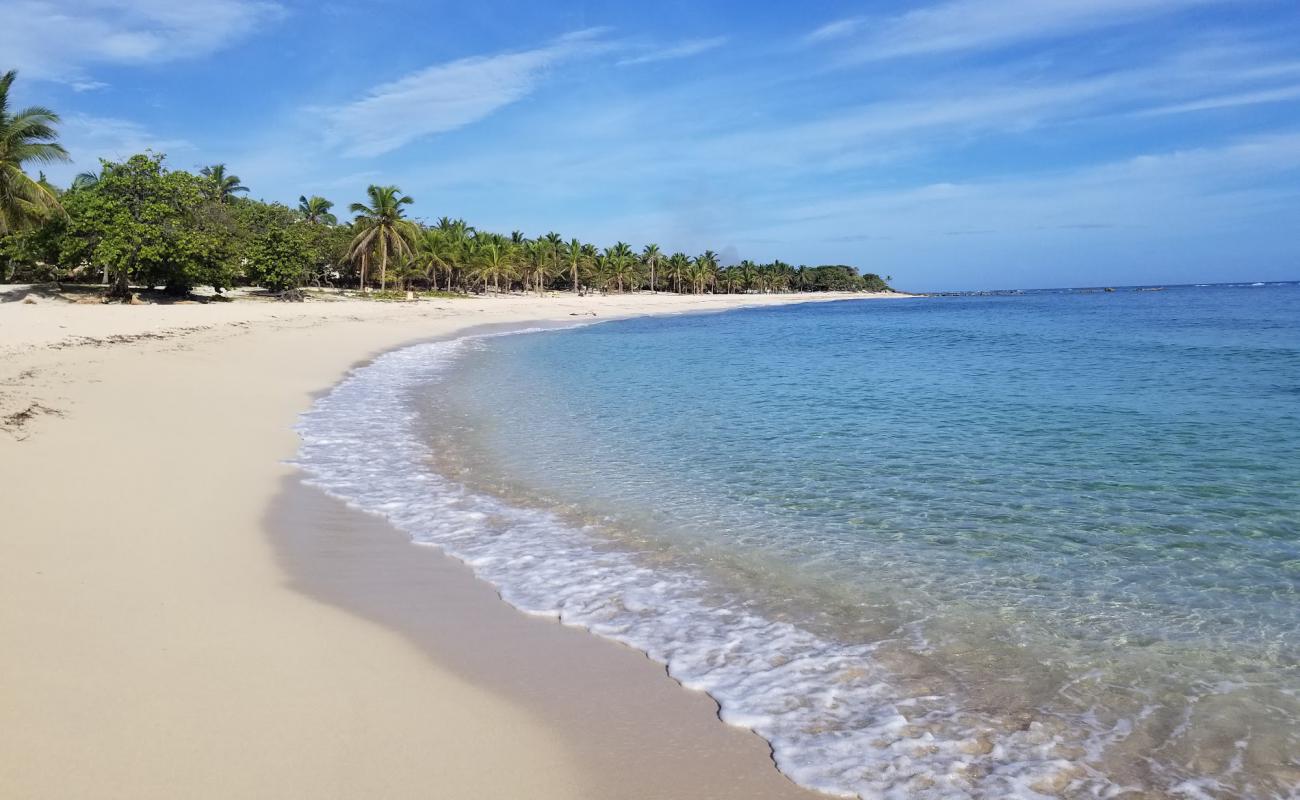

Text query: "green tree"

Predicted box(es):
[604, 241, 636, 292]
[433, 217, 473, 291]
[691, 250, 718, 294]
[244, 220, 313, 291]
[736, 260, 757, 292]
[347, 184, 418, 291]
[199, 164, 247, 203]
[297, 195, 336, 224]
[0, 70, 68, 237]
[541, 231, 564, 293]
[414, 227, 452, 291]
[564, 238, 588, 294]
[468, 232, 517, 293]
[666, 252, 689, 294]
[641, 243, 661, 293]
[527, 237, 561, 296]
[61, 153, 236, 298]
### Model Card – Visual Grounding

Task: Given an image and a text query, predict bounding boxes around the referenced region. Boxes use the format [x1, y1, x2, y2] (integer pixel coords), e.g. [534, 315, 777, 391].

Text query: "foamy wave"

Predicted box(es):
[293, 331, 1114, 799]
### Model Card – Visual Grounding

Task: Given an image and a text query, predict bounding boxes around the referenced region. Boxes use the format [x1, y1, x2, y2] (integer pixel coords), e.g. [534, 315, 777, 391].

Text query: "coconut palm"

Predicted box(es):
[527, 238, 564, 296]
[199, 163, 247, 203]
[691, 250, 719, 294]
[641, 243, 661, 293]
[0, 70, 69, 235]
[347, 184, 418, 291]
[297, 195, 336, 224]
[541, 231, 563, 292]
[468, 231, 517, 293]
[564, 238, 588, 294]
[70, 167, 107, 192]
[413, 228, 451, 290]
[433, 217, 473, 290]
[604, 241, 637, 292]
[737, 260, 758, 292]
[665, 252, 690, 294]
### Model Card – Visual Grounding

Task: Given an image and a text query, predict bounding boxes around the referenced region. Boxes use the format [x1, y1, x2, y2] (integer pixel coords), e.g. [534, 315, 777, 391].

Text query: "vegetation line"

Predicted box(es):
[1, 70, 894, 299]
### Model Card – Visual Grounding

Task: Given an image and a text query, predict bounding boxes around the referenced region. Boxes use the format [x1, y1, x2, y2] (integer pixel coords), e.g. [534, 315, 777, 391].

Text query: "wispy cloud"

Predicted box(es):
[804, 19, 864, 44]
[768, 131, 1300, 243]
[617, 36, 728, 67]
[0, 0, 283, 85]
[807, 0, 1219, 60]
[1136, 84, 1300, 116]
[323, 29, 611, 158]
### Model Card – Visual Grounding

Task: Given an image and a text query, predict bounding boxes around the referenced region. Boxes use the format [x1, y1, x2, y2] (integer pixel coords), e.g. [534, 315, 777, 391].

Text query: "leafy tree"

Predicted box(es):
[60, 153, 237, 298]
[244, 220, 313, 291]
[232, 202, 311, 291]
[0, 70, 68, 237]
[861, 272, 891, 292]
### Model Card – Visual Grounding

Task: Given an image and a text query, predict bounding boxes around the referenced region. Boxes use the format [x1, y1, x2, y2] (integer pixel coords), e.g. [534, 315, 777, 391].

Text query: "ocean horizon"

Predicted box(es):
[297, 283, 1298, 799]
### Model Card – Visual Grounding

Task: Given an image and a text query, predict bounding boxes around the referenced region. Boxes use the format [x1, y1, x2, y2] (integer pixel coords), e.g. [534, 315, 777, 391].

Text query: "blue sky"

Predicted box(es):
[5, 0, 1300, 290]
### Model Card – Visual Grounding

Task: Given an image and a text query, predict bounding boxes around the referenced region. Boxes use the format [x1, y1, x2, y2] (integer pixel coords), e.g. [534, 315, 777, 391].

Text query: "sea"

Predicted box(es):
[296, 282, 1299, 799]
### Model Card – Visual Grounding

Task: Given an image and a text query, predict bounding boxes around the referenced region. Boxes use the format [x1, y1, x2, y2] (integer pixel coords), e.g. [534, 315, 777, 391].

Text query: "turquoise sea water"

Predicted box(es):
[299, 284, 1299, 799]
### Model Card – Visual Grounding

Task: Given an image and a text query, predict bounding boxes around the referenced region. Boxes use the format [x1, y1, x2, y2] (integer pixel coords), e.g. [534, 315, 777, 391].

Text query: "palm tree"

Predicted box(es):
[0, 70, 69, 235]
[592, 253, 610, 292]
[71, 168, 106, 192]
[641, 243, 661, 293]
[693, 250, 719, 294]
[542, 231, 564, 293]
[434, 217, 473, 290]
[297, 195, 336, 224]
[605, 241, 636, 292]
[468, 232, 517, 293]
[199, 163, 247, 203]
[666, 252, 689, 294]
[737, 260, 758, 292]
[347, 184, 418, 291]
[414, 228, 451, 291]
[564, 238, 587, 294]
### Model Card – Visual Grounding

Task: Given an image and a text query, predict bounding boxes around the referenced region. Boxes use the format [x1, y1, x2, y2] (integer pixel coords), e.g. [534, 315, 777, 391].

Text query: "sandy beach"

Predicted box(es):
[0, 288, 905, 799]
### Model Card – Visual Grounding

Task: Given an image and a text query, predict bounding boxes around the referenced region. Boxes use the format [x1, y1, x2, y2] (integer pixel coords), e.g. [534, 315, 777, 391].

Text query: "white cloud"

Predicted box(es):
[323, 29, 611, 158]
[0, 0, 283, 85]
[617, 36, 729, 67]
[809, 0, 1220, 60]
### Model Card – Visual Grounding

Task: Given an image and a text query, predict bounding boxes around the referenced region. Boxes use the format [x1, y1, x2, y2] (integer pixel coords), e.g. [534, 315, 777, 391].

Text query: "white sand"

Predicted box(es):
[0, 288, 908, 798]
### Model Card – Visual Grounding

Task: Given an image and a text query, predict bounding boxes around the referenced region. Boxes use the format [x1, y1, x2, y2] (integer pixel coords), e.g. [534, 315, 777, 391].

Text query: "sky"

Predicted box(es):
[4, 0, 1300, 291]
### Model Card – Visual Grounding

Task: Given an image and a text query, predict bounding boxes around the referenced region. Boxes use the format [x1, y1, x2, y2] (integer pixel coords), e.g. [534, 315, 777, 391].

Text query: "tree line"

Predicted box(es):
[1, 70, 894, 299]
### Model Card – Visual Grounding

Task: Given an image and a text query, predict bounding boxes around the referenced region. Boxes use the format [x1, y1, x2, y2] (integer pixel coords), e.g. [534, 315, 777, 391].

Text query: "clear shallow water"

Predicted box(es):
[297, 285, 1300, 799]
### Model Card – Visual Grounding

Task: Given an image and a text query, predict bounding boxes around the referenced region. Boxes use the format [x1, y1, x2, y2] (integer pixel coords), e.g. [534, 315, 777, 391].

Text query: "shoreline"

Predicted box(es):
[0, 290, 910, 798]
